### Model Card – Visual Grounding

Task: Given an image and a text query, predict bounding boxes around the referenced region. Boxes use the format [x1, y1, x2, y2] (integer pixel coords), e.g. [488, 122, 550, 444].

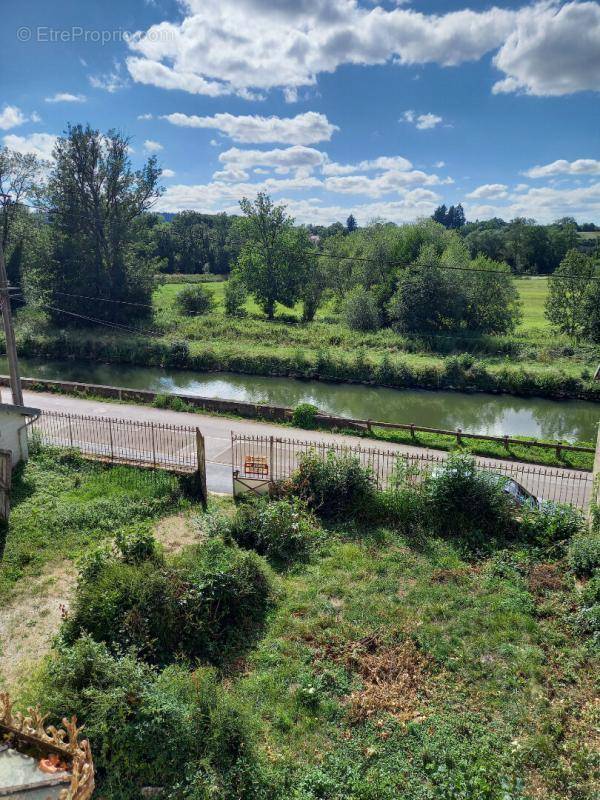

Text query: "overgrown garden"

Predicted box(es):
[5, 446, 598, 799]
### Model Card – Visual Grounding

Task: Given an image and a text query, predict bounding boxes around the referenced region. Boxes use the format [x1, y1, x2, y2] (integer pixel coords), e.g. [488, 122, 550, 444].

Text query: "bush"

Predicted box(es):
[227, 497, 320, 565]
[35, 636, 263, 800]
[573, 603, 600, 645]
[176, 285, 215, 316]
[518, 502, 585, 548]
[292, 403, 319, 429]
[114, 523, 158, 563]
[224, 274, 248, 317]
[342, 287, 380, 332]
[287, 450, 376, 520]
[424, 454, 515, 547]
[568, 533, 600, 577]
[581, 571, 600, 606]
[62, 536, 273, 665]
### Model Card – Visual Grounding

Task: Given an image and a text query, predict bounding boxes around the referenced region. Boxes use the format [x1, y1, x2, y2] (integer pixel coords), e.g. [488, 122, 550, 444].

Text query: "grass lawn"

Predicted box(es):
[0, 445, 186, 603]
[515, 277, 550, 332]
[232, 526, 598, 798]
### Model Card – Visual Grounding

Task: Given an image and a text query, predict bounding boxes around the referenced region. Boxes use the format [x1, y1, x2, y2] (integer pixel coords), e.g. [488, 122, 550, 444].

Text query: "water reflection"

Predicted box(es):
[3, 357, 598, 442]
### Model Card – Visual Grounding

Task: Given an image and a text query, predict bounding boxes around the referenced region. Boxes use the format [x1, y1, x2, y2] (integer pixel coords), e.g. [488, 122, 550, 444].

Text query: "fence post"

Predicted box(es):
[68, 416, 74, 449]
[456, 428, 463, 446]
[151, 424, 157, 468]
[269, 436, 275, 484]
[196, 429, 208, 509]
[108, 419, 114, 460]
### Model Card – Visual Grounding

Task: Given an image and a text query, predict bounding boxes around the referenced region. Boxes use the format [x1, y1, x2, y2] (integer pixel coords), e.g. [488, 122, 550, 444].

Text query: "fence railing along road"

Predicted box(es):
[31, 411, 201, 474]
[232, 433, 594, 511]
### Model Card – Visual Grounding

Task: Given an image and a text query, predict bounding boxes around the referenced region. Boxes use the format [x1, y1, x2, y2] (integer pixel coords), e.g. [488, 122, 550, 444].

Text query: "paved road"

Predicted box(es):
[23, 391, 593, 507]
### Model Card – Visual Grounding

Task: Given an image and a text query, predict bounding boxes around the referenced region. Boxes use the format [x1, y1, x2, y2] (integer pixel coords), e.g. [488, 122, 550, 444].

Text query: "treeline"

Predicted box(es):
[1, 124, 598, 341]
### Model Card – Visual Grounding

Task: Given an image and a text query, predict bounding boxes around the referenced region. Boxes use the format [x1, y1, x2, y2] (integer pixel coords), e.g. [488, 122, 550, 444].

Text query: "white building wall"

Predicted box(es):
[0, 406, 38, 465]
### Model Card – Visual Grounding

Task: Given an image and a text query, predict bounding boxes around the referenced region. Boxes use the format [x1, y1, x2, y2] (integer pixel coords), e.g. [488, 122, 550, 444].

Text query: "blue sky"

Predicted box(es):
[1, 0, 599, 224]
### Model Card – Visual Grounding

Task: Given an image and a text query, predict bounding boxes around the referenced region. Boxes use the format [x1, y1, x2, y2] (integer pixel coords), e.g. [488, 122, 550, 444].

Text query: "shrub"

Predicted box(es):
[518, 502, 585, 548]
[342, 287, 380, 332]
[424, 454, 515, 546]
[227, 497, 320, 564]
[224, 274, 248, 317]
[176, 285, 215, 316]
[292, 403, 319, 429]
[35, 636, 262, 800]
[114, 523, 158, 563]
[581, 571, 600, 606]
[573, 603, 600, 645]
[568, 533, 600, 577]
[287, 450, 376, 519]
[62, 537, 272, 665]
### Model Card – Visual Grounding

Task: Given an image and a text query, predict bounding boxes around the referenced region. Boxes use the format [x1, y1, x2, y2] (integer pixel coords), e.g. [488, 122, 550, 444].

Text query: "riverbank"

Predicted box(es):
[8, 374, 596, 471]
[7, 322, 600, 402]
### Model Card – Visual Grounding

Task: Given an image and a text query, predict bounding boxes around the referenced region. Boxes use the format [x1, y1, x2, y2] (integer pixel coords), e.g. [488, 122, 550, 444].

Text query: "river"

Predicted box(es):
[2, 357, 598, 442]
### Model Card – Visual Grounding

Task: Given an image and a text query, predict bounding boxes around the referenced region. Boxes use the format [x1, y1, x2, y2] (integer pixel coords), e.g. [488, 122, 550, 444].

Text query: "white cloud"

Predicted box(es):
[126, 1, 600, 98]
[126, 0, 515, 97]
[161, 111, 338, 145]
[161, 168, 176, 177]
[402, 110, 443, 130]
[89, 63, 128, 93]
[143, 139, 164, 153]
[492, 1, 600, 96]
[0, 106, 29, 130]
[434, 161, 445, 168]
[45, 93, 86, 103]
[466, 183, 509, 199]
[464, 181, 600, 223]
[156, 179, 441, 224]
[137, 113, 154, 120]
[322, 155, 413, 176]
[2, 132, 57, 160]
[523, 158, 600, 178]
[218, 145, 327, 177]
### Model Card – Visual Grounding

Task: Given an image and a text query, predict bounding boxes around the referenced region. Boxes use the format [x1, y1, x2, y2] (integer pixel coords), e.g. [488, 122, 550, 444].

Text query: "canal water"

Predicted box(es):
[2, 357, 598, 442]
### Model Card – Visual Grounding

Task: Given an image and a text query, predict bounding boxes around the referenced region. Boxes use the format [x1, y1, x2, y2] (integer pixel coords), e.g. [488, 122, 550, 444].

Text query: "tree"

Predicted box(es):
[432, 204, 448, 225]
[224, 271, 248, 317]
[0, 147, 46, 292]
[29, 125, 163, 324]
[342, 286, 380, 331]
[545, 249, 597, 337]
[462, 255, 522, 334]
[346, 214, 357, 233]
[387, 247, 463, 334]
[235, 193, 307, 319]
[582, 278, 600, 342]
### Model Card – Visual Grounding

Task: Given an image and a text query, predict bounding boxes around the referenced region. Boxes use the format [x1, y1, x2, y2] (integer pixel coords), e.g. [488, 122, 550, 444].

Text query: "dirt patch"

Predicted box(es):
[0, 563, 76, 693]
[528, 563, 565, 595]
[343, 635, 431, 723]
[153, 513, 203, 554]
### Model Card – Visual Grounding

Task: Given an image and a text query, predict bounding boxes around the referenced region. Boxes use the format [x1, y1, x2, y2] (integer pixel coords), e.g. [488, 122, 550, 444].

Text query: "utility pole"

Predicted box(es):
[0, 193, 23, 406]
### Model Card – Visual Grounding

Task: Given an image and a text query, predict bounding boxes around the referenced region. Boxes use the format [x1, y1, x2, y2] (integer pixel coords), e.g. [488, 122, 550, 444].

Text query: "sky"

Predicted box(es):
[1, 0, 599, 225]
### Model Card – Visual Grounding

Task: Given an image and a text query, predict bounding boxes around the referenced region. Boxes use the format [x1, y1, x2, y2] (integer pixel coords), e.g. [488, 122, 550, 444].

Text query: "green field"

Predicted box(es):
[157, 276, 551, 331]
[514, 277, 549, 331]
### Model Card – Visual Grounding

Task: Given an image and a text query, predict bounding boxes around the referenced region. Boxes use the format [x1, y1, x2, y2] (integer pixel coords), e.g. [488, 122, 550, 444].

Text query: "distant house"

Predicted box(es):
[0, 402, 40, 465]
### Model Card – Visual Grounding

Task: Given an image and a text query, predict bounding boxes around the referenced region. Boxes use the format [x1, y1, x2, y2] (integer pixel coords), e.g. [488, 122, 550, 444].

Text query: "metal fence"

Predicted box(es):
[30, 411, 200, 474]
[232, 433, 594, 511]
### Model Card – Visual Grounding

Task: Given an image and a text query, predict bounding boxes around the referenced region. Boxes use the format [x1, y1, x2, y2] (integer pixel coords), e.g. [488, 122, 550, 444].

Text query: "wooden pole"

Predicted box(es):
[0, 230, 23, 406]
[196, 429, 208, 509]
